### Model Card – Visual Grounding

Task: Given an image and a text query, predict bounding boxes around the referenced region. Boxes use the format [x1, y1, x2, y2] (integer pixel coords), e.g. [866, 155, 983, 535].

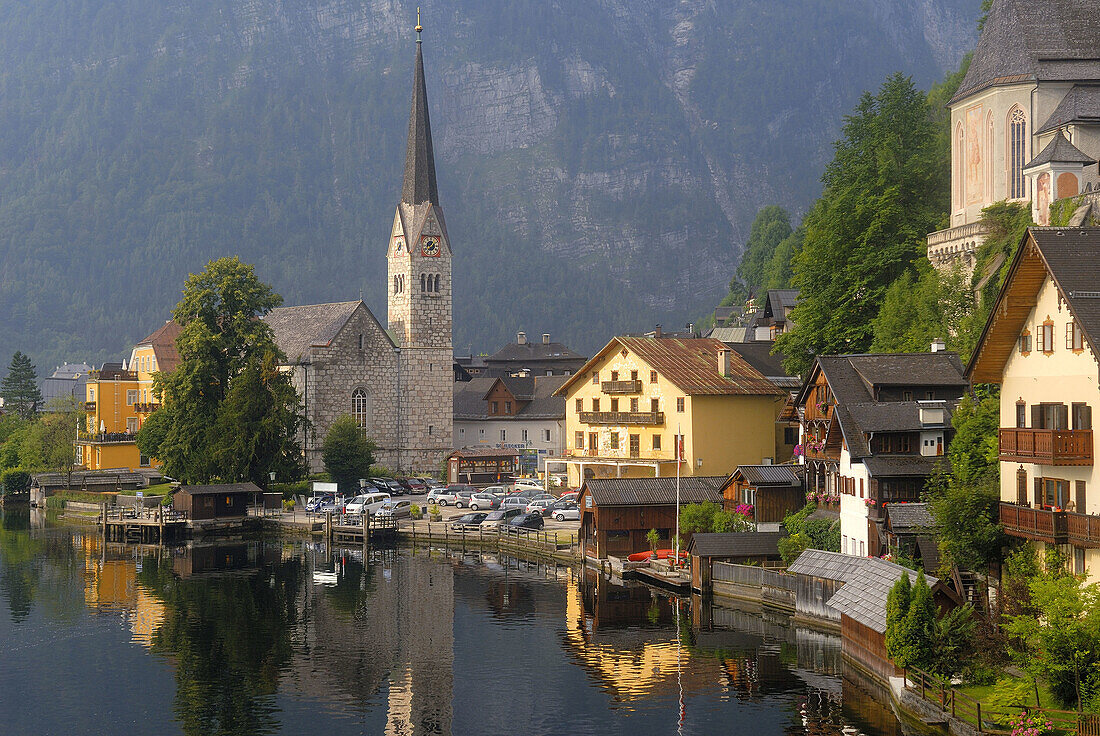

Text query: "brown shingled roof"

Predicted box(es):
[556, 336, 783, 397]
[137, 320, 182, 373]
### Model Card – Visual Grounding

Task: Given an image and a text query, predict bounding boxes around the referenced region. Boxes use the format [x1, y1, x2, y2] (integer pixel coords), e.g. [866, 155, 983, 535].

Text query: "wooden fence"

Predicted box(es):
[904, 667, 1095, 735]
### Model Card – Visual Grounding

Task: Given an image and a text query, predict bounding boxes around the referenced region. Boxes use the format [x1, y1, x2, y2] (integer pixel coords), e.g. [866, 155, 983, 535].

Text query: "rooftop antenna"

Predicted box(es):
[416, 7, 423, 42]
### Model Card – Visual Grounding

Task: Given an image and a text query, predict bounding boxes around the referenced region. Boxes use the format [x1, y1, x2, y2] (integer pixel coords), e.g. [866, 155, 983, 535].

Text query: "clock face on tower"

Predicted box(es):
[420, 236, 441, 257]
[393, 238, 405, 256]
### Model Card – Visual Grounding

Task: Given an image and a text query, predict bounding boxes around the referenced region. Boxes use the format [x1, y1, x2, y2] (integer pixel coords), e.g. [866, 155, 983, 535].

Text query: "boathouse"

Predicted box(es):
[687, 532, 785, 592]
[722, 465, 804, 530]
[577, 476, 726, 559]
[173, 483, 257, 521]
[788, 549, 960, 679]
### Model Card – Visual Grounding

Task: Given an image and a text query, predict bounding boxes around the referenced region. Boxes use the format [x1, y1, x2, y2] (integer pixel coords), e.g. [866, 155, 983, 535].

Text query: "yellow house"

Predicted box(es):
[968, 227, 1100, 584]
[77, 321, 180, 471]
[551, 336, 788, 487]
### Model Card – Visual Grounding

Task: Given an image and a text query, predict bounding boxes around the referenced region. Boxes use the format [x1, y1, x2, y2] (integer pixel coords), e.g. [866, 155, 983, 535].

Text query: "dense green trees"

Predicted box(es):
[322, 415, 377, 493]
[886, 570, 977, 676]
[736, 206, 794, 296]
[775, 74, 950, 374]
[136, 257, 300, 485]
[678, 501, 752, 538]
[0, 352, 42, 420]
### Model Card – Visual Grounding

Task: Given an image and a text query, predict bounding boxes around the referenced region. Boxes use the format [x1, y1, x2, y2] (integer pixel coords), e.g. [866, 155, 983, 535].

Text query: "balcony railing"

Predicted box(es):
[76, 432, 138, 445]
[999, 428, 1093, 466]
[134, 402, 161, 413]
[1067, 511, 1100, 548]
[578, 411, 664, 426]
[601, 380, 642, 394]
[83, 401, 96, 411]
[1000, 502, 1067, 543]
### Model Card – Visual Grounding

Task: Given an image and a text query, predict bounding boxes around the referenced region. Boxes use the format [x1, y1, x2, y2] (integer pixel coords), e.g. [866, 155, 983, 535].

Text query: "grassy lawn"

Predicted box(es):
[956, 680, 1060, 710]
[142, 483, 174, 496]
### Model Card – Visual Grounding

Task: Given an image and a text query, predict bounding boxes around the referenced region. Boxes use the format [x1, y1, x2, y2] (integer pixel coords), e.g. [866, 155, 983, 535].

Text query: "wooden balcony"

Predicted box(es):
[83, 401, 96, 411]
[601, 379, 642, 394]
[1067, 511, 1100, 548]
[1000, 502, 1067, 544]
[579, 411, 664, 426]
[999, 428, 1093, 466]
[134, 402, 161, 414]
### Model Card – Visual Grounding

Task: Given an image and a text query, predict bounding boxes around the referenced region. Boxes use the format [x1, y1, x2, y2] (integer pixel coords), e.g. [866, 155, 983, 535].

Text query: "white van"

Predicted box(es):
[344, 492, 390, 515]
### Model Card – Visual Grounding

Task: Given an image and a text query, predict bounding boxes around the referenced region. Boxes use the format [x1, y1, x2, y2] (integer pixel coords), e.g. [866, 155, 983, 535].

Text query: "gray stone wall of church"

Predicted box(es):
[398, 346, 454, 474]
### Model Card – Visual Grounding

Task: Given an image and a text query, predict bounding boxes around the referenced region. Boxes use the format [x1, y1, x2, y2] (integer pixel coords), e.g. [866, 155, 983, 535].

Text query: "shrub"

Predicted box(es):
[1, 468, 31, 496]
[646, 528, 660, 551]
[282, 498, 295, 511]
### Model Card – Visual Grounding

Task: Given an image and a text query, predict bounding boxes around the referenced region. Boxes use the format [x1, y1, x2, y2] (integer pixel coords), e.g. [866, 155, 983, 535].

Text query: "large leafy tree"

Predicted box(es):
[321, 415, 377, 493]
[137, 257, 298, 484]
[776, 73, 949, 374]
[736, 205, 794, 297]
[0, 352, 43, 420]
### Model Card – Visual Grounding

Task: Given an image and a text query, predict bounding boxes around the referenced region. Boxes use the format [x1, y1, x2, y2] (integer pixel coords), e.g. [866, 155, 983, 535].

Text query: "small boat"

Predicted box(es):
[627, 551, 654, 562]
[626, 549, 687, 563]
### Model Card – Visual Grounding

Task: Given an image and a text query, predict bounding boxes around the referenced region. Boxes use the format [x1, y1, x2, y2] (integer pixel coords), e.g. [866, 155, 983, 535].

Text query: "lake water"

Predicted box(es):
[0, 509, 906, 736]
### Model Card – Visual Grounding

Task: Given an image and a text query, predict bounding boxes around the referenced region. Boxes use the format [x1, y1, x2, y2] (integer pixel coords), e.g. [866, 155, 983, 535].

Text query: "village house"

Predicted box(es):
[452, 374, 566, 472]
[928, 0, 1100, 273]
[796, 349, 969, 558]
[968, 227, 1100, 583]
[77, 321, 180, 471]
[576, 476, 726, 559]
[722, 464, 804, 531]
[478, 332, 587, 378]
[551, 336, 789, 488]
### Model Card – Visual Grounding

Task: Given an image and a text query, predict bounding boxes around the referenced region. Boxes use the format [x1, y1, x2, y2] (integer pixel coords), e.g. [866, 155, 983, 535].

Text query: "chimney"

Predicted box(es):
[717, 347, 730, 376]
[542, 333, 550, 345]
[931, 338, 946, 353]
[655, 324, 662, 338]
[517, 331, 527, 345]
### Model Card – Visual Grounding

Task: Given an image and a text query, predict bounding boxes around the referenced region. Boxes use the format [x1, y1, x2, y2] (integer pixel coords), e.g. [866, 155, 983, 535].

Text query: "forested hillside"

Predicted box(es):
[0, 0, 980, 372]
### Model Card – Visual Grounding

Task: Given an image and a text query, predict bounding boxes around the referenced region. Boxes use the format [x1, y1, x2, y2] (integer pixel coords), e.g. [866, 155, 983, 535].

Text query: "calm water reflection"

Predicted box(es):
[0, 509, 906, 736]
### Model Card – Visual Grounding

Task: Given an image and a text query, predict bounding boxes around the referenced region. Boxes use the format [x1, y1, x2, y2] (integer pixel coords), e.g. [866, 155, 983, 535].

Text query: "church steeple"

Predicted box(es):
[401, 12, 439, 207]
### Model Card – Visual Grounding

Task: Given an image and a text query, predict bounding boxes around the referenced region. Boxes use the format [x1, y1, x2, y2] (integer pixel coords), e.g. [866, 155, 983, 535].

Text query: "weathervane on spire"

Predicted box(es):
[415, 7, 423, 42]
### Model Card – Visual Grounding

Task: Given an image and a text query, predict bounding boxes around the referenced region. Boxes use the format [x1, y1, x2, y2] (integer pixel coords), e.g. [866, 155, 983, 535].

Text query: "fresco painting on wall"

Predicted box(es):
[1036, 173, 1051, 226]
[966, 105, 983, 205]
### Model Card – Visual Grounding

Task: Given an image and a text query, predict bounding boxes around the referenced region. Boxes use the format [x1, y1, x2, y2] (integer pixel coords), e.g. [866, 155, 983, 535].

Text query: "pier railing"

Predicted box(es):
[105, 506, 188, 522]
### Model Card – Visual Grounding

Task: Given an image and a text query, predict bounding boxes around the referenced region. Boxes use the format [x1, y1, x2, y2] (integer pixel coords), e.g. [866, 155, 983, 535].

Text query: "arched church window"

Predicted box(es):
[420, 274, 426, 292]
[1008, 106, 1027, 199]
[393, 275, 400, 294]
[434, 274, 441, 292]
[352, 388, 371, 432]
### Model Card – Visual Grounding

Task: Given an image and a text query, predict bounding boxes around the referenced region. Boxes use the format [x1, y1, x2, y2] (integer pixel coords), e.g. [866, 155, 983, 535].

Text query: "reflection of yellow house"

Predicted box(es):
[77, 321, 180, 470]
[552, 336, 787, 487]
[79, 536, 165, 646]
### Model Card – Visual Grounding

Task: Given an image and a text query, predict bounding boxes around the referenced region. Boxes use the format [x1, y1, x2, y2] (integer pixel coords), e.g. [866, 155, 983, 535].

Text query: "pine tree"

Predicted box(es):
[885, 571, 912, 663]
[0, 352, 43, 420]
[901, 570, 938, 671]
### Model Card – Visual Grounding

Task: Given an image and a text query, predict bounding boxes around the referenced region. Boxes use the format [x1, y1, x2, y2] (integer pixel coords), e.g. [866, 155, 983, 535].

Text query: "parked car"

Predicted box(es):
[393, 478, 414, 493]
[507, 512, 545, 530]
[509, 488, 546, 500]
[481, 507, 525, 529]
[368, 477, 391, 492]
[450, 512, 488, 528]
[546, 498, 577, 515]
[305, 495, 332, 512]
[406, 478, 427, 492]
[550, 503, 580, 522]
[499, 495, 530, 511]
[344, 492, 390, 516]
[319, 495, 346, 513]
[382, 479, 406, 496]
[427, 486, 457, 506]
[452, 489, 477, 508]
[468, 493, 500, 511]
[422, 477, 445, 490]
[480, 485, 509, 497]
[374, 499, 412, 519]
[512, 479, 543, 491]
[556, 491, 579, 503]
[525, 498, 557, 516]
[548, 473, 568, 489]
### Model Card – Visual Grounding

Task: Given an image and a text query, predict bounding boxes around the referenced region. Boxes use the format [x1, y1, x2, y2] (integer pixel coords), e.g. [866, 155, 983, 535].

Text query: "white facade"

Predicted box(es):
[453, 417, 564, 471]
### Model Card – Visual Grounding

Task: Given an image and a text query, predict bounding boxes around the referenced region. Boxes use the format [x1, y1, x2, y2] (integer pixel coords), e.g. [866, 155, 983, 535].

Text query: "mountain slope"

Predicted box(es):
[0, 0, 981, 371]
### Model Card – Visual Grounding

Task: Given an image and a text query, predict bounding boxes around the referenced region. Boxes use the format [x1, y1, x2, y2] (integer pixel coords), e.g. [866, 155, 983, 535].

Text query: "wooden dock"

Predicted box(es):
[329, 515, 399, 544]
[100, 506, 261, 544]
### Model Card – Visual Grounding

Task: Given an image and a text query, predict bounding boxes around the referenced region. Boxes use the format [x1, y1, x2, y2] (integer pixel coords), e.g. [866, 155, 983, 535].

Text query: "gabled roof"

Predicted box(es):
[1037, 85, 1100, 134]
[706, 326, 748, 342]
[454, 375, 567, 421]
[687, 532, 785, 558]
[178, 482, 262, 496]
[265, 301, 394, 363]
[789, 549, 942, 633]
[762, 289, 799, 318]
[969, 227, 1100, 383]
[1024, 130, 1097, 170]
[845, 401, 953, 433]
[730, 464, 802, 487]
[863, 455, 943, 478]
[885, 502, 934, 531]
[555, 337, 783, 398]
[485, 340, 586, 365]
[581, 476, 726, 507]
[951, 0, 1100, 105]
[137, 320, 182, 373]
[724, 342, 794, 383]
[402, 38, 438, 206]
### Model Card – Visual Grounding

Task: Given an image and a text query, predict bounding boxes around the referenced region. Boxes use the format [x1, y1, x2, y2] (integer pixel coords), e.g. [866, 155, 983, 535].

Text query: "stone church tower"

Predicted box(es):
[387, 24, 454, 472]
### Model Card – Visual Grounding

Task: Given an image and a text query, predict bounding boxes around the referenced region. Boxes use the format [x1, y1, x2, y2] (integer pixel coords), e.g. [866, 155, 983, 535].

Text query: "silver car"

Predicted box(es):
[374, 499, 412, 519]
[550, 504, 580, 521]
[468, 493, 500, 511]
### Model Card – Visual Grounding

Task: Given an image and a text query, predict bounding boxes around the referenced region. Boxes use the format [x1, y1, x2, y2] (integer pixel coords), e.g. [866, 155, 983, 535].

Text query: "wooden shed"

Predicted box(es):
[447, 448, 520, 485]
[173, 483, 257, 521]
[687, 532, 786, 592]
[722, 464, 804, 528]
[577, 476, 726, 559]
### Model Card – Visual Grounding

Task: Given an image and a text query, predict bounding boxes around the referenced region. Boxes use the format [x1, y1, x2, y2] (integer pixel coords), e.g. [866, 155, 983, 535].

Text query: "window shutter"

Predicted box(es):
[1076, 480, 1086, 511]
[1067, 323, 1074, 350]
[1034, 476, 1043, 507]
[1017, 468, 1028, 504]
[1058, 404, 1069, 431]
[1031, 405, 1042, 429]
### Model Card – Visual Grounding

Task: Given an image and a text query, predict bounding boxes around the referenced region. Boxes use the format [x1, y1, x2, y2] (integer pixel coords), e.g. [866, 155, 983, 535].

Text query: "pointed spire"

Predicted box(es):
[401, 11, 439, 206]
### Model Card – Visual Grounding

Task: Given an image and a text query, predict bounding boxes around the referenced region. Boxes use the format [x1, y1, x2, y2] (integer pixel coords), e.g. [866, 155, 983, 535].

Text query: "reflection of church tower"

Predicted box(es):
[386, 15, 453, 473]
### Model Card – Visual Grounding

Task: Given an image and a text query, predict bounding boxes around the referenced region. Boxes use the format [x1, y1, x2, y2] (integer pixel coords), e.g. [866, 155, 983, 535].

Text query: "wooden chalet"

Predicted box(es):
[882, 502, 940, 574]
[173, 483, 257, 521]
[788, 549, 960, 679]
[722, 464, 804, 529]
[446, 447, 520, 485]
[577, 476, 726, 559]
